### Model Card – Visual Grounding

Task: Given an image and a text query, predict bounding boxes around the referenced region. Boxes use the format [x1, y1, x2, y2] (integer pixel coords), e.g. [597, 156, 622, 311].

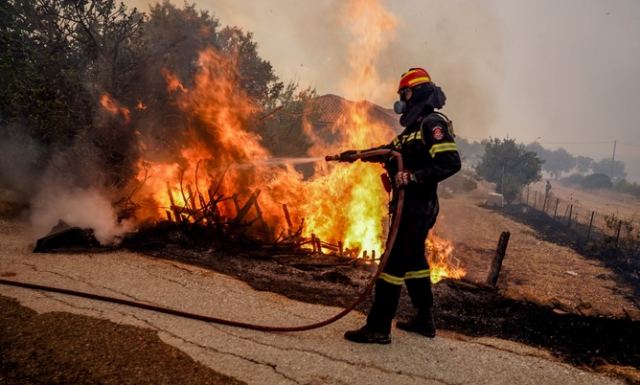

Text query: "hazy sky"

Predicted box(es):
[127, 0, 640, 181]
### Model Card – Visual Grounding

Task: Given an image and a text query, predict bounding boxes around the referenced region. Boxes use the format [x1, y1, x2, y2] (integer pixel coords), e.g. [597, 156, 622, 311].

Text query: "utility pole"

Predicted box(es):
[610, 140, 617, 179]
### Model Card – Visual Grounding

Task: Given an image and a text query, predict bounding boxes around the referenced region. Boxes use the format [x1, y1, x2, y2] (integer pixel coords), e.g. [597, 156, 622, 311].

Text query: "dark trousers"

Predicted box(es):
[366, 195, 438, 334]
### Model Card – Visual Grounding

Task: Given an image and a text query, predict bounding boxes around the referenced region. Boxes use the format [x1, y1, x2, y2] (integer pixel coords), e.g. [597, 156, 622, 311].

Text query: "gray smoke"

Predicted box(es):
[0, 120, 134, 244]
[129, 0, 503, 138]
[0, 125, 42, 198]
[29, 185, 134, 245]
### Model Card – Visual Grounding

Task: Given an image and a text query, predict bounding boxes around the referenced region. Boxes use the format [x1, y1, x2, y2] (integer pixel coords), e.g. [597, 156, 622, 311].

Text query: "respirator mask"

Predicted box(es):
[393, 100, 406, 114]
[393, 87, 412, 114]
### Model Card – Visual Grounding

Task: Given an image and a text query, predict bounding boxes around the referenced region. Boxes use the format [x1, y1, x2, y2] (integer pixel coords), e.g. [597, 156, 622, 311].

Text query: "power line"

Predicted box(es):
[458, 136, 640, 148]
[617, 142, 640, 148]
[538, 141, 613, 145]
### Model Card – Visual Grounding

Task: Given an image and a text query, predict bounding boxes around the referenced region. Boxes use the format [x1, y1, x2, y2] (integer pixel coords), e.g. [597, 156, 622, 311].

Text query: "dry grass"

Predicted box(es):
[532, 180, 640, 223]
[436, 182, 640, 320]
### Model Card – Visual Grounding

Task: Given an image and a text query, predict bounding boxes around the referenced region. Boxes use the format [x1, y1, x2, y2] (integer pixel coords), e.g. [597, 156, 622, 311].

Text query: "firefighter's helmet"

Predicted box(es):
[397, 68, 431, 93]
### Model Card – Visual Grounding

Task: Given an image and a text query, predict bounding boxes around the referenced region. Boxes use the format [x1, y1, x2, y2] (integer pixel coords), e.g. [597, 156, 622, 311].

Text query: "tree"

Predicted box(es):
[542, 147, 575, 179]
[257, 83, 315, 157]
[456, 137, 485, 167]
[591, 158, 626, 182]
[476, 138, 542, 203]
[575, 156, 593, 173]
[525, 142, 575, 179]
[142, 1, 284, 109]
[1, 0, 146, 190]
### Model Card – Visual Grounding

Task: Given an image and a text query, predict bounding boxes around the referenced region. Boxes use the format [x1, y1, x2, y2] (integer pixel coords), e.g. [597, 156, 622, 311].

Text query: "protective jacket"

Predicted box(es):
[365, 107, 461, 334]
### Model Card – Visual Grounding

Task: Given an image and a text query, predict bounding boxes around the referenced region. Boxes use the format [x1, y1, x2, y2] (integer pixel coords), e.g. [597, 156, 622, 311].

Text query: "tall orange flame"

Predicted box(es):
[299, 0, 397, 254]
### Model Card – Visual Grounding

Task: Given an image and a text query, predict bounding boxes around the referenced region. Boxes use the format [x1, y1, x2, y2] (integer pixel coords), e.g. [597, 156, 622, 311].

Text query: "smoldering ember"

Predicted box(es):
[1, 1, 639, 384]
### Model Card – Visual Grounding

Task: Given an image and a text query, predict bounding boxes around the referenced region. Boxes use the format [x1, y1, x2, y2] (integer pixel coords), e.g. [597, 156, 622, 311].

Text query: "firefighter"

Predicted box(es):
[343, 68, 461, 344]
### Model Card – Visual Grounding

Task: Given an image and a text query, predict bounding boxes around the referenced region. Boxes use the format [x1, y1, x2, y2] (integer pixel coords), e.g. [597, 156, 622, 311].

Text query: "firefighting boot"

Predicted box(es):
[396, 308, 436, 338]
[344, 279, 401, 344]
[344, 326, 391, 344]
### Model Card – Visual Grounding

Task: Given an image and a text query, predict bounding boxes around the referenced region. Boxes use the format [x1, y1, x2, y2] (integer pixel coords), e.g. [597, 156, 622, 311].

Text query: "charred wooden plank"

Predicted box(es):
[234, 190, 261, 223]
[253, 198, 271, 242]
[186, 184, 197, 210]
[282, 204, 293, 235]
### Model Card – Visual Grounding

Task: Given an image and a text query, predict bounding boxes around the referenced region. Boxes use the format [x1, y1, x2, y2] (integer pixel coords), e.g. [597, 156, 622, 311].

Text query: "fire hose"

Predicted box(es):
[0, 149, 404, 333]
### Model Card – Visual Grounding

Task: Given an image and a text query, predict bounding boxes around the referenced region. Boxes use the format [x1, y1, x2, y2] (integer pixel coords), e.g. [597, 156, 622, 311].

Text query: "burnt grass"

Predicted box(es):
[122, 223, 640, 372]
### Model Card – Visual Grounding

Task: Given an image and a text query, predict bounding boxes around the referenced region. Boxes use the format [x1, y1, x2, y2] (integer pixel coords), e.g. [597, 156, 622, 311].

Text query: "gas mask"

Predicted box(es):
[393, 100, 406, 114]
[393, 87, 413, 115]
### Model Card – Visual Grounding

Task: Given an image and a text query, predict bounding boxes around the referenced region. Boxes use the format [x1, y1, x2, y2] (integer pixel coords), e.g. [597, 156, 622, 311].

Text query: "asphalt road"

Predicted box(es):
[0, 219, 624, 385]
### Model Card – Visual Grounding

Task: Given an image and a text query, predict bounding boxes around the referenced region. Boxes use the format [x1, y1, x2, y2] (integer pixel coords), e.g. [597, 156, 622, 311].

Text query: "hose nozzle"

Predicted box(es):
[325, 151, 360, 163]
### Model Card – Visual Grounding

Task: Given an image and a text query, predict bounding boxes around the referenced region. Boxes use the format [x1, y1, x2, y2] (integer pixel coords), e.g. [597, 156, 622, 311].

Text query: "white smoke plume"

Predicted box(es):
[30, 186, 134, 245]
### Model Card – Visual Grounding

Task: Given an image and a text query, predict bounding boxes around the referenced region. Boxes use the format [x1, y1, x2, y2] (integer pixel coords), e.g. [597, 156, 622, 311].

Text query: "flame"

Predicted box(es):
[342, 0, 397, 102]
[96, 0, 465, 282]
[128, 0, 399, 257]
[297, 0, 397, 255]
[100, 94, 130, 122]
[131, 49, 306, 229]
[427, 233, 466, 284]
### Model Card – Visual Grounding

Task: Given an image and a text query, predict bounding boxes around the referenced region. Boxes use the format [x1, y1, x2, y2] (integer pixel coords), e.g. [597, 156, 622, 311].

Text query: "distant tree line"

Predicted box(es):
[467, 137, 640, 202]
[458, 138, 627, 182]
[524, 142, 626, 182]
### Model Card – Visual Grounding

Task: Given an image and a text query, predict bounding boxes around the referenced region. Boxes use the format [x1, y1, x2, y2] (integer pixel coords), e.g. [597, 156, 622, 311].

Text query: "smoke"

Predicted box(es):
[0, 102, 136, 245]
[30, 186, 134, 245]
[148, 0, 504, 138]
[0, 126, 43, 198]
[0, 123, 135, 244]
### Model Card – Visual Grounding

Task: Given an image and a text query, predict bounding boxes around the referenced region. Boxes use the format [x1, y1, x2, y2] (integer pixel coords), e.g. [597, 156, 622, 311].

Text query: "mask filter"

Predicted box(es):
[393, 100, 406, 114]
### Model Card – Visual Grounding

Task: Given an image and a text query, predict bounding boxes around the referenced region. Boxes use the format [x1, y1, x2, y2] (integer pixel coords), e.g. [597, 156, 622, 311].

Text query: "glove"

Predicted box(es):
[339, 150, 359, 163]
[394, 171, 416, 187]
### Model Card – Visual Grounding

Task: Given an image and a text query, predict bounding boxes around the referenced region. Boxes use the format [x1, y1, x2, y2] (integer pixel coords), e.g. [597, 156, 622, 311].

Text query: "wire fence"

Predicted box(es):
[519, 187, 640, 258]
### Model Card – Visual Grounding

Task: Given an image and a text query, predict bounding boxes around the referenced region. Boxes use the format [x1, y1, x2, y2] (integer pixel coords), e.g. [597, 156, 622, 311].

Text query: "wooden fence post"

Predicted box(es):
[586, 211, 595, 242]
[553, 198, 560, 221]
[614, 220, 623, 254]
[567, 204, 573, 227]
[486, 232, 511, 287]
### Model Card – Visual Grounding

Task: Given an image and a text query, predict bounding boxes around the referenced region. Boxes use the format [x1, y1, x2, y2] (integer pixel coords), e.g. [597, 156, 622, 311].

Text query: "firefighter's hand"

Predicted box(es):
[339, 150, 359, 163]
[394, 171, 416, 187]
